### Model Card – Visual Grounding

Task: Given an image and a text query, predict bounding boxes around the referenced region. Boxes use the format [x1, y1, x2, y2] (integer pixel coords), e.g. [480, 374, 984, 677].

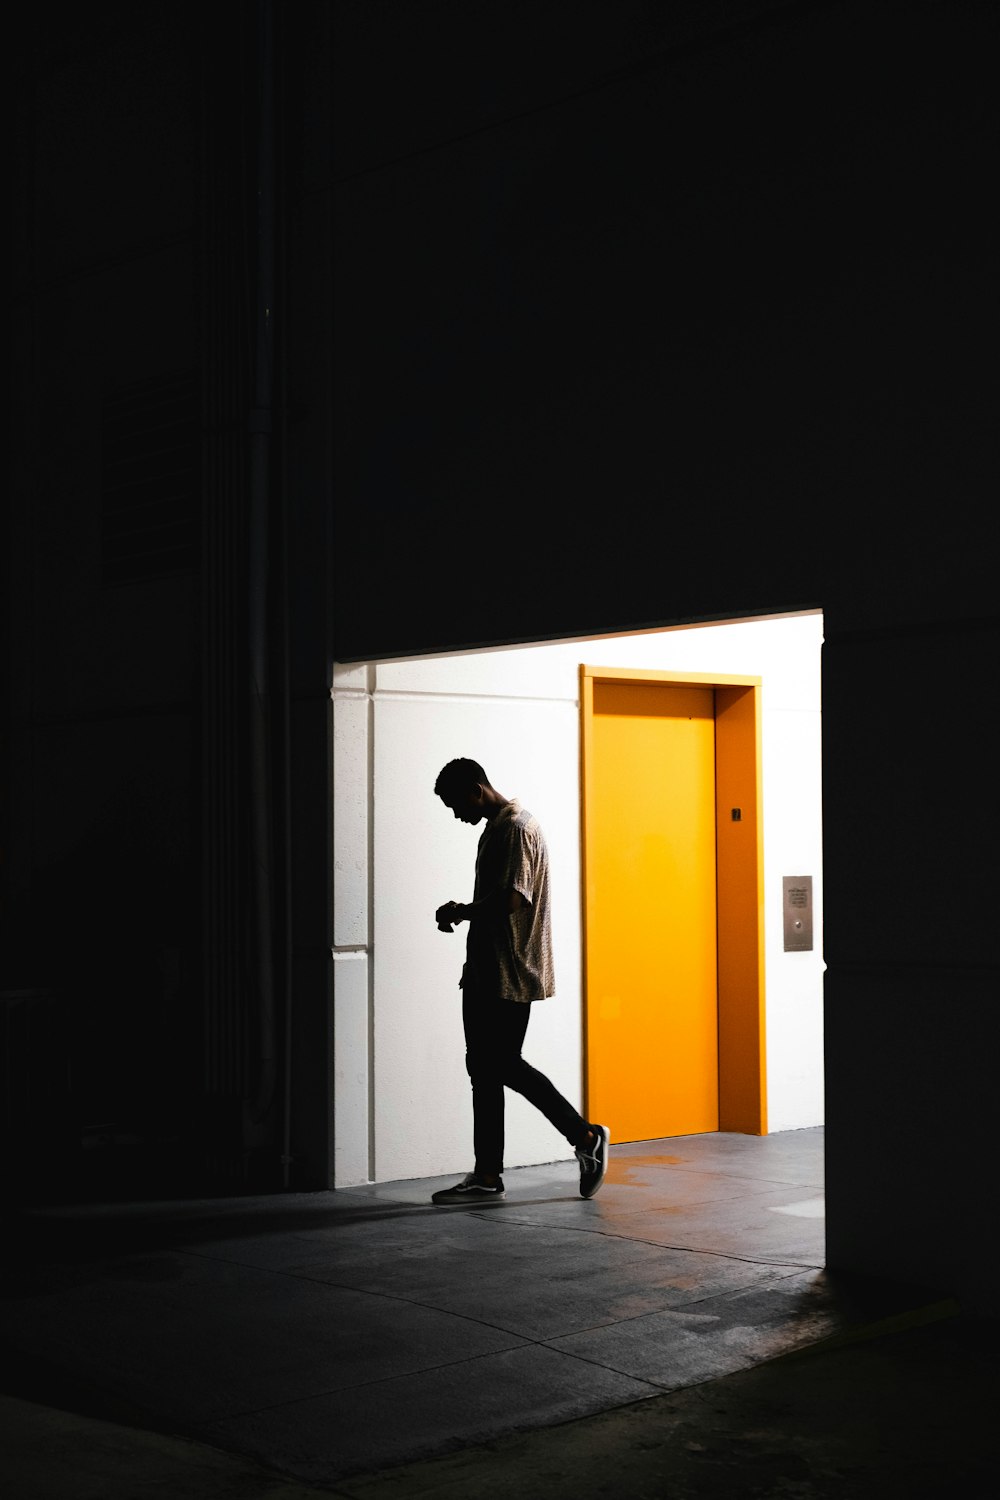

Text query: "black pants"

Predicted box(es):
[462, 987, 592, 1178]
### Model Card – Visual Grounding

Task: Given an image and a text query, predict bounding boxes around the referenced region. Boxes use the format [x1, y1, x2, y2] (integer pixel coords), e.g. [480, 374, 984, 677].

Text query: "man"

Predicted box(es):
[432, 757, 609, 1204]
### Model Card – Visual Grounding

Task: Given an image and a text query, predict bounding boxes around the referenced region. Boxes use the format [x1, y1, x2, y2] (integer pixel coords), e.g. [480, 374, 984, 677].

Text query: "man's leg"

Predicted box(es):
[461, 993, 609, 1200]
[462, 987, 511, 1181]
[497, 1002, 610, 1198]
[496, 1001, 593, 1151]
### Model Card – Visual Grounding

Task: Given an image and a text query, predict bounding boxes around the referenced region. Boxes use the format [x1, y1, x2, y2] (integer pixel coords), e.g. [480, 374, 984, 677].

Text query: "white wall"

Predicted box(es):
[333, 612, 824, 1186]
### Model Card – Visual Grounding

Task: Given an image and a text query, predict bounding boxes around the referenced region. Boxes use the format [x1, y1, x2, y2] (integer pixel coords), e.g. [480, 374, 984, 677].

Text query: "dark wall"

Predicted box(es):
[334, 0, 995, 656]
[7, 3, 202, 1196]
[6, 1, 334, 1199]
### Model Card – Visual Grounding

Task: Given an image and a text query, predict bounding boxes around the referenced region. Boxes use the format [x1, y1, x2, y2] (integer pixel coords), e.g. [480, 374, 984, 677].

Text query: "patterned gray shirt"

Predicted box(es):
[461, 800, 555, 1001]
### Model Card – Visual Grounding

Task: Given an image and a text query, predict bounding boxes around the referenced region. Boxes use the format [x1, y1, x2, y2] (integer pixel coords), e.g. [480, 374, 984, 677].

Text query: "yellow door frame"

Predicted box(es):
[580, 665, 768, 1135]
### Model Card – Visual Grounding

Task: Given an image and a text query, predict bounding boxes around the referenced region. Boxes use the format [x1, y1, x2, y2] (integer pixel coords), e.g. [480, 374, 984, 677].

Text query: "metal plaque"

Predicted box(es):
[783, 876, 813, 951]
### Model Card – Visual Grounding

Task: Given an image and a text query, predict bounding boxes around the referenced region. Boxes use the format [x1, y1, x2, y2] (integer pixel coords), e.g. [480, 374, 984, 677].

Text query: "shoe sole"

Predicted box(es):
[431, 1193, 505, 1206]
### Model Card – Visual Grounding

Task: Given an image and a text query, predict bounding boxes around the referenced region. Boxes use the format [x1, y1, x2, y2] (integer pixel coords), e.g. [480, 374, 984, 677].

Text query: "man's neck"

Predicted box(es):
[482, 790, 512, 821]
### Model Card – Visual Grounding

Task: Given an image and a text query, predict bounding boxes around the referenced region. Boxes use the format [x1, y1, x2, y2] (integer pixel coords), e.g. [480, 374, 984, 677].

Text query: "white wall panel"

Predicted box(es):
[762, 708, 825, 1131]
[372, 693, 581, 1182]
[333, 952, 370, 1185]
[332, 692, 369, 948]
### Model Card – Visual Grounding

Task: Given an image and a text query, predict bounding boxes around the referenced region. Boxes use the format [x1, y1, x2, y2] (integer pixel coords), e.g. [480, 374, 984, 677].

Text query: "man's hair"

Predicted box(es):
[435, 758, 490, 800]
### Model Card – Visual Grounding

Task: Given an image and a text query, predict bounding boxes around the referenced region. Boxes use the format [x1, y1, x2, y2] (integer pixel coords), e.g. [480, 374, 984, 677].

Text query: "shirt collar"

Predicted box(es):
[481, 798, 520, 837]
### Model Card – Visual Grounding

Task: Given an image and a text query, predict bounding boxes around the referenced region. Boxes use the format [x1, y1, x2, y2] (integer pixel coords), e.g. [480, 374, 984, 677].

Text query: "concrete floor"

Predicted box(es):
[0, 1128, 993, 1498]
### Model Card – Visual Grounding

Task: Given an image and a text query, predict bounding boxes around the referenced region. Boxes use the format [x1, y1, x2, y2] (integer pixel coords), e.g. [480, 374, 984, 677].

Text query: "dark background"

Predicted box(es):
[5, 1, 997, 1310]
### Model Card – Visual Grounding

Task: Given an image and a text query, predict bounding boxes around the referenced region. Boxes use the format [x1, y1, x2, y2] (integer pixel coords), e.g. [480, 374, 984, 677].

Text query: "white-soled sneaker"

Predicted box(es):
[431, 1173, 506, 1205]
[576, 1125, 610, 1199]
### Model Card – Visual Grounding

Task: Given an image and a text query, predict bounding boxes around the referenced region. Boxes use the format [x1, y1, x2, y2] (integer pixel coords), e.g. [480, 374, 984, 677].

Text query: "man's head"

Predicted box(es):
[435, 758, 494, 824]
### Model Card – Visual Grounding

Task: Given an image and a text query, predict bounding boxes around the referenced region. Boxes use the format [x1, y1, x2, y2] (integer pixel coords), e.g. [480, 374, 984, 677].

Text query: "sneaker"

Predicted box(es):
[431, 1173, 506, 1205]
[576, 1124, 610, 1199]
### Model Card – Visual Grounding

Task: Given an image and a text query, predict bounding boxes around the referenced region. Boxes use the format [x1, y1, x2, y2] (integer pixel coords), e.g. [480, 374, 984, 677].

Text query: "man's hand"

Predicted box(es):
[435, 900, 466, 932]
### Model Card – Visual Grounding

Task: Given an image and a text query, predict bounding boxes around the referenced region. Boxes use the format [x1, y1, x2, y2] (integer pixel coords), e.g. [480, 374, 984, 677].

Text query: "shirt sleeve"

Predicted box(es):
[510, 821, 538, 906]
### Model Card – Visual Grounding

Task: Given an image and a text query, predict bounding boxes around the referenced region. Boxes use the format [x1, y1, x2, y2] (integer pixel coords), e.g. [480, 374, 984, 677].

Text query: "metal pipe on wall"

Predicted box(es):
[247, 0, 277, 1134]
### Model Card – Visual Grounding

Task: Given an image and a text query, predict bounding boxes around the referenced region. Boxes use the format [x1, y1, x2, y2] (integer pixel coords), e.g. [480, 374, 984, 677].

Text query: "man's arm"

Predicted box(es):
[436, 888, 526, 932]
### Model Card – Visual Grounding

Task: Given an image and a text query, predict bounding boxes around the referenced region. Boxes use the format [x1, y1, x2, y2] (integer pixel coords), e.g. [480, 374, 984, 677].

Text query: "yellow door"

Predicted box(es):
[586, 679, 719, 1141]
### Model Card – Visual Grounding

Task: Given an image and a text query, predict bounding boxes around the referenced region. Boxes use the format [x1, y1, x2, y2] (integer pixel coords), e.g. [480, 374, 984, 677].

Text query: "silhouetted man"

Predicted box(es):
[432, 758, 609, 1204]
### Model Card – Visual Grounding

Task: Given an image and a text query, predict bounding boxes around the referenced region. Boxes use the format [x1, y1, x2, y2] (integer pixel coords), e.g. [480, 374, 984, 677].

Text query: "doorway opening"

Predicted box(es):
[332, 608, 823, 1187]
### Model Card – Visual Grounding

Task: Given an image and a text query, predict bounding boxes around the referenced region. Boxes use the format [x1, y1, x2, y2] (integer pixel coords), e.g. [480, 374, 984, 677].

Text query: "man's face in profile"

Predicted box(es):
[440, 786, 485, 825]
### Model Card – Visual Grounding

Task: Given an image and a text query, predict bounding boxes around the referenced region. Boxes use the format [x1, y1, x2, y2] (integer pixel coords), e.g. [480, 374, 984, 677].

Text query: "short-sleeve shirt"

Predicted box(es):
[461, 800, 555, 1001]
